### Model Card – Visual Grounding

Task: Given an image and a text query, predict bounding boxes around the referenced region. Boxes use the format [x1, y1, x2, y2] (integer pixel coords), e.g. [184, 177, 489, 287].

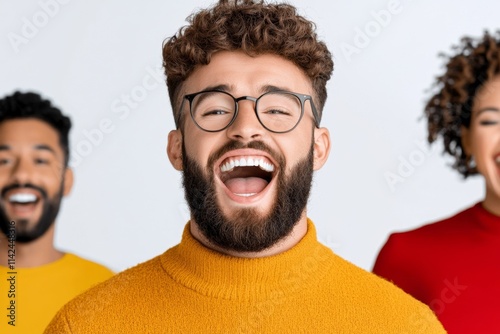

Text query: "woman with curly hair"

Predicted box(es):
[373, 31, 500, 333]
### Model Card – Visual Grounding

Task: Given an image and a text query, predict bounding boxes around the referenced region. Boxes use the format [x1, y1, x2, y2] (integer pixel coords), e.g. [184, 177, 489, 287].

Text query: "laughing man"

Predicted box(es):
[45, 1, 445, 332]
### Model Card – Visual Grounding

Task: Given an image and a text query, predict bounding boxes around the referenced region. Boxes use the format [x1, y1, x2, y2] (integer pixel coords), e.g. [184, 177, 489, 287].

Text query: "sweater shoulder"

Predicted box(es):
[44, 253, 166, 333]
[324, 254, 445, 332]
[382, 203, 477, 247]
[372, 204, 479, 298]
[59, 253, 163, 309]
[63, 253, 114, 277]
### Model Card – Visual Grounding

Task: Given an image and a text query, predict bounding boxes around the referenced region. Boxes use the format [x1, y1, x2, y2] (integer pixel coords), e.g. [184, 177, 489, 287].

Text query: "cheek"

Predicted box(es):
[0, 179, 7, 191]
[475, 130, 494, 147]
[470, 133, 494, 170]
[39, 170, 65, 195]
[182, 134, 218, 168]
[279, 139, 312, 171]
[44, 181, 62, 198]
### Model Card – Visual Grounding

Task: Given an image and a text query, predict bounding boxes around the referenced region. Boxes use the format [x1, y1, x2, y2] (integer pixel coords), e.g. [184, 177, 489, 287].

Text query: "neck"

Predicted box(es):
[189, 211, 308, 258]
[0, 223, 63, 268]
[482, 187, 500, 216]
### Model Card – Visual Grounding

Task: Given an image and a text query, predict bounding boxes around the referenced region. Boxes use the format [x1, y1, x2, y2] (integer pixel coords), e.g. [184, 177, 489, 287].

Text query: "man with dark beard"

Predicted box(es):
[45, 1, 445, 333]
[182, 139, 314, 253]
[0, 91, 113, 334]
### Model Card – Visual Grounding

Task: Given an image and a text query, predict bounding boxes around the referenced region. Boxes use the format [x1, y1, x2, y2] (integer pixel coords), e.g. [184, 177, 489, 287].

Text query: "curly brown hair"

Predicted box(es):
[426, 31, 500, 177]
[162, 0, 333, 128]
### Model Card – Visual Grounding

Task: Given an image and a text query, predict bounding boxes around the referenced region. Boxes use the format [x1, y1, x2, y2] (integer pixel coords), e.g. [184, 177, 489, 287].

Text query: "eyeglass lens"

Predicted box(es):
[190, 91, 302, 132]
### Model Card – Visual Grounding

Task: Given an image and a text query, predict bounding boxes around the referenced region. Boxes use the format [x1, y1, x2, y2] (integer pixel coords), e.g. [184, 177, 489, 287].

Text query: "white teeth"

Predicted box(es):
[220, 157, 275, 173]
[235, 193, 256, 197]
[262, 162, 274, 172]
[221, 161, 232, 172]
[9, 193, 37, 204]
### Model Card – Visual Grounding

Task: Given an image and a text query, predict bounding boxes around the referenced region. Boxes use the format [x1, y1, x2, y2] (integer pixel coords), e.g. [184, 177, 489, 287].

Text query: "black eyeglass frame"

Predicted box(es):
[179, 89, 321, 133]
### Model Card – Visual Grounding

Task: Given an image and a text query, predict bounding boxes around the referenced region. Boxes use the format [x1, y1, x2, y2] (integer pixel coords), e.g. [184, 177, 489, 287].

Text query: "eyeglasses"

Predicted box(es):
[181, 90, 320, 133]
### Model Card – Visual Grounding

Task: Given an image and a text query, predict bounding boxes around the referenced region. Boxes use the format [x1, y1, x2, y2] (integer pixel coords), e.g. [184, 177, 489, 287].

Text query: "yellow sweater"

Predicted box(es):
[0, 253, 113, 334]
[45, 221, 445, 333]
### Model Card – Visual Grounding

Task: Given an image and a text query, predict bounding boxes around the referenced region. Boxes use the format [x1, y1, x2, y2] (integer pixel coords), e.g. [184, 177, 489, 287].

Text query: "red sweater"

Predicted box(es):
[373, 202, 500, 333]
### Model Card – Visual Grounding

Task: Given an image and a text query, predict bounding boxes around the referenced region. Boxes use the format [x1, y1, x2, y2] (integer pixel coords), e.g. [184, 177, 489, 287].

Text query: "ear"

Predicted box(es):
[62, 168, 74, 196]
[167, 130, 183, 171]
[312, 127, 330, 171]
[460, 126, 471, 156]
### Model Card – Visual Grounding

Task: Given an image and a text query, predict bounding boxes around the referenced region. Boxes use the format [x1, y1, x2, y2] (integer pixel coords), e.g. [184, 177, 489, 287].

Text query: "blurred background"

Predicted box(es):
[0, 0, 494, 272]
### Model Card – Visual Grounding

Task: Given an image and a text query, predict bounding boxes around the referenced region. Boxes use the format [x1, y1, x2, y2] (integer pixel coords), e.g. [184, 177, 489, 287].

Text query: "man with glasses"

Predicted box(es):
[45, 1, 445, 332]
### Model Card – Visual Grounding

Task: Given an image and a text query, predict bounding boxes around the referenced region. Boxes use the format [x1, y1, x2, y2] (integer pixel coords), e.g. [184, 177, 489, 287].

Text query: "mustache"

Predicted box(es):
[207, 140, 285, 167]
[1, 183, 48, 199]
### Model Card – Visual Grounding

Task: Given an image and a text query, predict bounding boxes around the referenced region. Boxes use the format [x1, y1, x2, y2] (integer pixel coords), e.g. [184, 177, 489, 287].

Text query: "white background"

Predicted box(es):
[0, 0, 493, 272]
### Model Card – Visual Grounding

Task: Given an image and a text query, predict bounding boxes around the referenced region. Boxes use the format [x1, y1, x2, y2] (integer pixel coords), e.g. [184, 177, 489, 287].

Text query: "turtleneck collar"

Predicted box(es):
[160, 219, 334, 302]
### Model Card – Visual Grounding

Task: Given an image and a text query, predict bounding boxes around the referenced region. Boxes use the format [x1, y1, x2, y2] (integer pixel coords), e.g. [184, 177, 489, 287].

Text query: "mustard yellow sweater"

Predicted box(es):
[45, 220, 445, 333]
[0, 253, 113, 334]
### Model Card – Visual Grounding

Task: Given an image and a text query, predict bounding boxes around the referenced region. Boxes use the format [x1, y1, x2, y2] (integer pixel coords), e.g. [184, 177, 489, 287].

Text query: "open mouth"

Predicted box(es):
[4, 191, 41, 217]
[219, 155, 276, 198]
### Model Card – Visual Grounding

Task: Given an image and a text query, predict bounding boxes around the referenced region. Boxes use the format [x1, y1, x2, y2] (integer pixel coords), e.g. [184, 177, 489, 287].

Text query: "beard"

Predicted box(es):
[0, 183, 63, 243]
[182, 139, 314, 253]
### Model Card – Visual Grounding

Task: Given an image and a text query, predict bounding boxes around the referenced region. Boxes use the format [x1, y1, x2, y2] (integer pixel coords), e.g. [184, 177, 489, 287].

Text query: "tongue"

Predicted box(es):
[10, 202, 37, 215]
[225, 177, 268, 195]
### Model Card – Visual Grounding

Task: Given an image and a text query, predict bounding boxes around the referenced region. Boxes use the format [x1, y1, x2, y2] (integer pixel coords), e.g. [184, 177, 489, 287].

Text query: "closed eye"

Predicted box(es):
[35, 158, 49, 165]
[480, 120, 499, 126]
[263, 109, 293, 116]
[201, 109, 231, 117]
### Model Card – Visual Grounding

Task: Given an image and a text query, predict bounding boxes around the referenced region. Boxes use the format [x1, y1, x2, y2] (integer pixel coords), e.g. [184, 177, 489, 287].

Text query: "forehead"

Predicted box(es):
[183, 51, 312, 95]
[474, 75, 500, 110]
[0, 118, 61, 153]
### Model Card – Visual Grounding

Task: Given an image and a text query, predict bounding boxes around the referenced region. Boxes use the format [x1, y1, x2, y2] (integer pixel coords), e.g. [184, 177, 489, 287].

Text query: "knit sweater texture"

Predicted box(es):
[45, 220, 445, 333]
[374, 202, 500, 333]
[1, 253, 113, 334]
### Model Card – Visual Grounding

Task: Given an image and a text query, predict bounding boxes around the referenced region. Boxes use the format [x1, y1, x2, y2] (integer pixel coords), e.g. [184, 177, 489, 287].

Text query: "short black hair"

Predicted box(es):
[0, 91, 72, 167]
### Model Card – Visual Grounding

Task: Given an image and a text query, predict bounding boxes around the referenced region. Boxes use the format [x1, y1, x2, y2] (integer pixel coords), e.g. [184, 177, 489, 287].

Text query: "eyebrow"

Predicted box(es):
[200, 84, 291, 96]
[0, 144, 57, 155]
[201, 84, 232, 93]
[34, 144, 57, 155]
[260, 84, 290, 94]
[477, 107, 500, 115]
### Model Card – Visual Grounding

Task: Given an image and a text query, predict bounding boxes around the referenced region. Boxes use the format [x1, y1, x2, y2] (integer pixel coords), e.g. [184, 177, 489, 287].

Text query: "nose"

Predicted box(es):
[10, 158, 33, 185]
[226, 99, 265, 141]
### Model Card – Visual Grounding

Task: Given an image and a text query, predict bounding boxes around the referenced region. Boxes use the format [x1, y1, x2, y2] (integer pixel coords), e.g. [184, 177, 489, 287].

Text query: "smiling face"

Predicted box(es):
[167, 51, 330, 253]
[462, 75, 500, 214]
[0, 118, 73, 243]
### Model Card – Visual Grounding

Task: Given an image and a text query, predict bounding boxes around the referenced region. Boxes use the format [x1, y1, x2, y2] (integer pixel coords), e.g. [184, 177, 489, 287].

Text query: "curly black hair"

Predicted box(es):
[0, 91, 72, 167]
[425, 30, 500, 177]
